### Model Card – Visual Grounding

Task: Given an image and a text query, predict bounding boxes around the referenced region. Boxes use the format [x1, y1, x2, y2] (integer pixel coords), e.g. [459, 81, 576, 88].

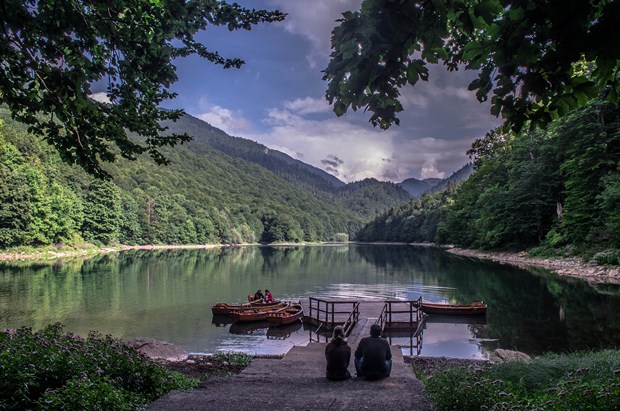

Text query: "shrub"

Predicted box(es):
[332, 233, 349, 242]
[424, 350, 620, 411]
[593, 249, 620, 265]
[0, 324, 198, 410]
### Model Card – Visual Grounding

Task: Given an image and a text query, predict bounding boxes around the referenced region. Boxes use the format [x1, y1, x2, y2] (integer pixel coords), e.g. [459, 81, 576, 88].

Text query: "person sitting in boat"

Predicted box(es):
[253, 289, 264, 302]
[264, 289, 273, 303]
[325, 326, 351, 381]
[354, 324, 392, 380]
[247, 294, 254, 302]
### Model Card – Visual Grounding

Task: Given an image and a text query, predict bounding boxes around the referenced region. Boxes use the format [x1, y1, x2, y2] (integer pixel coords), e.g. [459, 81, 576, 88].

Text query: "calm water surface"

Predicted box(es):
[1, 245, 619, 358]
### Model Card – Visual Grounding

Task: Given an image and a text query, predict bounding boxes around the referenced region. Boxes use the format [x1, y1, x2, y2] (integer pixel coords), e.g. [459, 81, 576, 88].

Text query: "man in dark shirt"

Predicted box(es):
[354, 324, 392, 380]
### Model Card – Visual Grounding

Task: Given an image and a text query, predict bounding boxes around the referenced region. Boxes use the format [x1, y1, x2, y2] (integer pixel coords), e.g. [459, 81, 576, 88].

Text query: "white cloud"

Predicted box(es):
[191, 100, 253, 135]
[248, 107, 395, 182]
[244, 99, 476, 183]
[90, 92, 111, 104]
[284, 97, 331, 115]
[268, 0, 363, 67]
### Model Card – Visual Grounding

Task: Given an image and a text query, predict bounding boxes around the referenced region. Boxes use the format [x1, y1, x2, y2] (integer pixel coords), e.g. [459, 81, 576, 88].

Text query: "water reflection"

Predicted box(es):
[1, 245, 619, 356]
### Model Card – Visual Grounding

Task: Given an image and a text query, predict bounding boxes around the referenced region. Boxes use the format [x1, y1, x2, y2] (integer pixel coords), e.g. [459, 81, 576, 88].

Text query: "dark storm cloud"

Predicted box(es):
[381, 168, 400, 181]
[324, 166, 340, 175]
[321, 154, 344, 168]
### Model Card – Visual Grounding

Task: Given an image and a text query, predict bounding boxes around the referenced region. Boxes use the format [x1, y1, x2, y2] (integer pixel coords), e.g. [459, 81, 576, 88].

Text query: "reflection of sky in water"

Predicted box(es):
[294, 282, 456, 301]
[419, 322, 494, 359]
[205, 323, 312, 355]
[384, 318, 495, 359]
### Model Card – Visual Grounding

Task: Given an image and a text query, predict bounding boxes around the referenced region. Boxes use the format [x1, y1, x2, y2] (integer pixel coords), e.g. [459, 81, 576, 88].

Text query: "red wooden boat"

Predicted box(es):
[211, 300, 282, 316]
[420, 301, 487, 315]
[229, 302, 290, 323]
[266, 303, 304, 326]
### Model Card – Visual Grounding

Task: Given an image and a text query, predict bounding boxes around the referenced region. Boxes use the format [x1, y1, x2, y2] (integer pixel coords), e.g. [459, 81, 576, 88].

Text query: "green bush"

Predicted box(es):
[212, 352, 253, 367]
[0, 324, 198, 410]
[593, 249, 620, 265]
[424, 350, 620, 411]
[332, 233, 349, 242]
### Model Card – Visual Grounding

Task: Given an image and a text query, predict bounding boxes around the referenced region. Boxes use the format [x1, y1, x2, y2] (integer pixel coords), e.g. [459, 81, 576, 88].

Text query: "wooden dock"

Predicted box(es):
[300, 297, 424, 349]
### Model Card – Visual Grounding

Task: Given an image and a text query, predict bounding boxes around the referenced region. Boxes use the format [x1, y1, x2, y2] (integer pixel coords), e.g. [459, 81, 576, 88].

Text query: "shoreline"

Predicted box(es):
[446, 247, 620, 285]
[1, 242, 618, 285]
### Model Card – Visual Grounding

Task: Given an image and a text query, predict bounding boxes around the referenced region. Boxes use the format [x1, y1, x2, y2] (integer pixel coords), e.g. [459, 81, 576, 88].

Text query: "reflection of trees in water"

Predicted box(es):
[2, 246, 620, 355]
[356, 245, 620, 354]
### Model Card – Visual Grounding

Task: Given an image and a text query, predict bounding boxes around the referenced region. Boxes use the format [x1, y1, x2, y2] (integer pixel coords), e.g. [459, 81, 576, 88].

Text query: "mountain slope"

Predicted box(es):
[162, 114, 345, 191]
[429, 163, 474, 194]
[0, 107, 410, 246]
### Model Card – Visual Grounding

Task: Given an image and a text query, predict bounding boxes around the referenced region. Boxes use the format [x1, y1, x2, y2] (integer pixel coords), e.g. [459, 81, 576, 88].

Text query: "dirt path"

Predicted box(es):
[149, 342, 433, 411]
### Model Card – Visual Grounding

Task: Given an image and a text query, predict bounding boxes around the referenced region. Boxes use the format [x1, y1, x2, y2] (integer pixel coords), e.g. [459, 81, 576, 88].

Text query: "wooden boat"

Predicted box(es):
[211, 300, 282, 316]
[266, 303, 304, 326]
[420, 301, 487, 315]
[229, 302, 290, 323]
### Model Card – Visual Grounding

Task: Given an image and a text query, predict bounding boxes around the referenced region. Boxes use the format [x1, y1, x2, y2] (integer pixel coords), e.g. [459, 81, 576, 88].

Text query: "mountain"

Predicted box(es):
[0, 107, 411, 247]
[162, 114, 345, 192]
[399, 177, 441, 197]
[336, 178, 412, 218]
[161, 113, 411, 215]
[429, 163, 474, 194]
[398, 163, 474, 198]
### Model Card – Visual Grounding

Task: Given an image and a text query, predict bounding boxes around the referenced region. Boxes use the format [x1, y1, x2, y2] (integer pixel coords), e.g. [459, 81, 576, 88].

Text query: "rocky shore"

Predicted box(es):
[446, 247, 620, 285]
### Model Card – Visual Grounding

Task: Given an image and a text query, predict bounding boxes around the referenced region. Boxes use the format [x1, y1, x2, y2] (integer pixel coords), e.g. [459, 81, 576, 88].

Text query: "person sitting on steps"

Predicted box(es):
[325, 326, 351, 381]
[354, 323, 392, 380]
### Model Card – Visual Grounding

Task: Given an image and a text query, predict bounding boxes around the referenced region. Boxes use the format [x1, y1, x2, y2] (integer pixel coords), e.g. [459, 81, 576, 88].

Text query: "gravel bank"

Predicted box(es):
[446, 247, 620, 285]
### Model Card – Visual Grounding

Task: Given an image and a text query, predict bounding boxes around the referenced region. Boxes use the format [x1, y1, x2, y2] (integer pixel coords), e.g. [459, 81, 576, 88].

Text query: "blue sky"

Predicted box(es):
[164, 0, 501, 182]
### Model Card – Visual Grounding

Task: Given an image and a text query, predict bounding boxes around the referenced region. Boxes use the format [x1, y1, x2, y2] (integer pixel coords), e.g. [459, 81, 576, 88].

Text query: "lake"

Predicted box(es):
[1, 244, 619, 359]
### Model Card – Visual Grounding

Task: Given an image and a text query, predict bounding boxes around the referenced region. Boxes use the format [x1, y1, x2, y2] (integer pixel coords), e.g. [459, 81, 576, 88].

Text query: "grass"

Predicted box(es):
[421, 350, 620, 410]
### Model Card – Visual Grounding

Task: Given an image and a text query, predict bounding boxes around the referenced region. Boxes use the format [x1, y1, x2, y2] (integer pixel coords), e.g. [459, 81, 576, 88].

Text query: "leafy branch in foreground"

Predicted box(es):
[324, 0, 620, 132]
[0, 0, 285, 178]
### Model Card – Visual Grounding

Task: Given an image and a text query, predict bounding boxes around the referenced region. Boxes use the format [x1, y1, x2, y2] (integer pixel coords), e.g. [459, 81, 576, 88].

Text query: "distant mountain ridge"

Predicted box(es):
[398, 163, 474, 198]
[398, 177, 442, 197]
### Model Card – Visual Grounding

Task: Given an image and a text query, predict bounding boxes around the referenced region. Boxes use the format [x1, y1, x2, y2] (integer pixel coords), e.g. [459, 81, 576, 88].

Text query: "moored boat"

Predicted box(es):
[211, 300, 282, 316]
[420, 301, 487, 315]
[229, 302, 290, 323]
[266, 303, 304, 326]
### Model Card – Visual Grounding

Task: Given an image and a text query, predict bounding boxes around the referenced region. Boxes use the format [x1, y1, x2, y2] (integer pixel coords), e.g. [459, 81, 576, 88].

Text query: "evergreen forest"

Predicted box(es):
[357, 101, 620, 261]
[0, 107, 411, 248]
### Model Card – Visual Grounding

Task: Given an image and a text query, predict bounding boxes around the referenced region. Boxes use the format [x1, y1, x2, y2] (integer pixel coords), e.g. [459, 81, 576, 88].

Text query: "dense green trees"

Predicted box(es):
[0, 109, 412, 248]
[0, 0, 284, 177]
[358, 101, 620, 256]
[324, 0, 620, 132]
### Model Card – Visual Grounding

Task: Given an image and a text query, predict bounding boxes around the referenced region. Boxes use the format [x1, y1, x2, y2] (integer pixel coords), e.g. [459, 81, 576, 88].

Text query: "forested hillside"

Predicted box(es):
[358, 101, 620, 261]
[0, 108, 410, 248]
[162, 114, 345, 192]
